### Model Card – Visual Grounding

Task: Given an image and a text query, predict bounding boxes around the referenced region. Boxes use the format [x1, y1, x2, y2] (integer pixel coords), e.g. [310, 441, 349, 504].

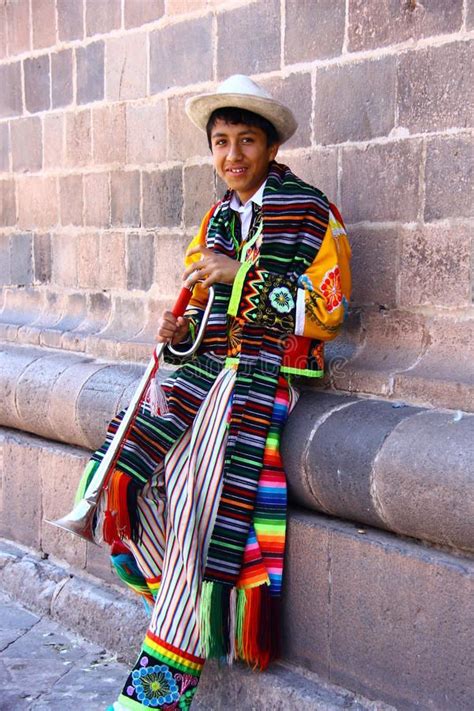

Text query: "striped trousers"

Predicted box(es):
[108, 365, 297, 710]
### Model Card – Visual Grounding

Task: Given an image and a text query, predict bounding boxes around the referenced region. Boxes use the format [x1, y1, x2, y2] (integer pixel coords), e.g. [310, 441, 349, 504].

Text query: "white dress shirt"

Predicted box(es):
[229, 181, 266, 241]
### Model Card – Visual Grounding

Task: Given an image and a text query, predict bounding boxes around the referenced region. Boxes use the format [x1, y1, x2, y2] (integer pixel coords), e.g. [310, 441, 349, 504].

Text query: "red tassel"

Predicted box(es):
[103, 470, 133, 543]
[237, 585, 281, 671]
[240, 585, 272, 671]
[117, 470, 131, 539]
[102, 510, 118, 544]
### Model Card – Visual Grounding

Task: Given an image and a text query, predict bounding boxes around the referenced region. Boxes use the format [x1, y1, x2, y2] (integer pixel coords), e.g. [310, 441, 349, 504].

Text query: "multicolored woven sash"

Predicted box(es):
[194, 162, 330, 665]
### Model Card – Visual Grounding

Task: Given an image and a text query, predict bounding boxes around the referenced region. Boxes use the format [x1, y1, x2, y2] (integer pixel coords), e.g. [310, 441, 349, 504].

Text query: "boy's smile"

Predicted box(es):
[210, 119, 279, 204]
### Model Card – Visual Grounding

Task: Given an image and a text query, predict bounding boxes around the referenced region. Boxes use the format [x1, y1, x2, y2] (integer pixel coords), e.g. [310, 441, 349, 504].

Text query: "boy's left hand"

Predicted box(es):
[183, 245, 240, 289]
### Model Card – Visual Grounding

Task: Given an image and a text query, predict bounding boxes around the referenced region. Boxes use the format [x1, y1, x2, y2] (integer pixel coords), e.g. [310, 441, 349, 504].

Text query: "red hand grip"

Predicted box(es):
[171, 285, 193, 318]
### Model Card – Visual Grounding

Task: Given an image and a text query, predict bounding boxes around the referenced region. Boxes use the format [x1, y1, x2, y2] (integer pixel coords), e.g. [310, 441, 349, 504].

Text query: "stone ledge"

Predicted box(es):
[1, 287, 474, 411]
[0, 286, 170, 364]
[1, 343, 473, 552]
[282, 392, 474, 553]
[0, 539, 393, 711]
[0, 342, 148, 450]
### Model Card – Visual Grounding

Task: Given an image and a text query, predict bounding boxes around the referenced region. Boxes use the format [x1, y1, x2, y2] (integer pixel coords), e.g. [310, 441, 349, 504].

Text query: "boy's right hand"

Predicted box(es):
[156, 311, 190, 345]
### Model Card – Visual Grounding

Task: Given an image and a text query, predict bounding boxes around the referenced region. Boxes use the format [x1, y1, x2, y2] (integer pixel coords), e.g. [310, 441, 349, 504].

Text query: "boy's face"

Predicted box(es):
[210, 118, 279, 204]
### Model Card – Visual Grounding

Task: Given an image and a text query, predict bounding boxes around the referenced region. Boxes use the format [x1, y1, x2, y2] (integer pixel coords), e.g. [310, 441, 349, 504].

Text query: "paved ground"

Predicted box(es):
[0, 591, 128, 710]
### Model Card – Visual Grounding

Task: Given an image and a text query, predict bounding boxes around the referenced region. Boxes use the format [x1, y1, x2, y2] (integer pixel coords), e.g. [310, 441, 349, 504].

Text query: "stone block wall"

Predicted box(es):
[0, 0, 473, 411]
[1, 6, 473, 706]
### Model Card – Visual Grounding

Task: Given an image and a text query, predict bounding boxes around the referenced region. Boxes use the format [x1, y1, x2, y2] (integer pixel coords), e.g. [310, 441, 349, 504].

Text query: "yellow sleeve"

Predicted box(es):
[183, 230, 209, 315]
[295, 210, 351, 341]
[182, 202, 222, 315]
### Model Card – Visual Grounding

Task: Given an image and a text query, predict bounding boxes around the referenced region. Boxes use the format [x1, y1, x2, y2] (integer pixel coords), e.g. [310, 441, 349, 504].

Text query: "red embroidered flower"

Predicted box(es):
[320, 266, 342, 313]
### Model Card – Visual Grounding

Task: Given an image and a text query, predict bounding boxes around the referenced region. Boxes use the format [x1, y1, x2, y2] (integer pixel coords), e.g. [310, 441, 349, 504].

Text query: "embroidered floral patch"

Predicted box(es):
[269, 286, 295, 313]
[239, 269, 296, 333]
[306, 292, 341, 333]
[123, 650, 200, 709]
[130, 658, 179, 707]
[320, 266, 342, 313]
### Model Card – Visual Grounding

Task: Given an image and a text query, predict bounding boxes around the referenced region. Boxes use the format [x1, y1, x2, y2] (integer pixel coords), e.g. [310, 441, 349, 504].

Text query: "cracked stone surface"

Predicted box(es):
[0, 591, 128, 710]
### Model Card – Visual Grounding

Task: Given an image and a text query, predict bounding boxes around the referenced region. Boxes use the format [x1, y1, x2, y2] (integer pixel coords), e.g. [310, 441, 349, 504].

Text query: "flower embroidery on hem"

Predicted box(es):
[129, 657, 180, 707]
[269, 286, 295, 313]
[320, 266, 342, 313]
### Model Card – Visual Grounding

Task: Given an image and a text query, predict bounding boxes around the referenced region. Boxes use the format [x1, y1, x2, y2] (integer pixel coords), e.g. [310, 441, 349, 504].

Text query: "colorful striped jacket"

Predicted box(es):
[167, 162, 351, 379]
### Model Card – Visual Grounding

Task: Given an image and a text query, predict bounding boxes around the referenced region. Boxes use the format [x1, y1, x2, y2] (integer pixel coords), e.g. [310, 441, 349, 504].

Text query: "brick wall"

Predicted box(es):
[0, 0, 473, 409]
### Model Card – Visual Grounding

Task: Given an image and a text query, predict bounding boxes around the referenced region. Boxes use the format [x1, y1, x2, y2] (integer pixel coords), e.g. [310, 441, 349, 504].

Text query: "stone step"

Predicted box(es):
[195, 660, 394, 710]
[0, 539, 394, 711]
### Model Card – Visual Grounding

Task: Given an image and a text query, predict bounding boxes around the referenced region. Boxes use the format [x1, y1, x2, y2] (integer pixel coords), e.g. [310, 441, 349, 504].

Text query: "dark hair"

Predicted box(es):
[206, 107, 279, 149]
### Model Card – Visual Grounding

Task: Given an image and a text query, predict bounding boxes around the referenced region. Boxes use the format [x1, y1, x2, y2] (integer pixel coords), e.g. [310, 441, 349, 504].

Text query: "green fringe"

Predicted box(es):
[200, 581, 227, 659]
[236, 588, 247, 659]
[200, 581, 212, 656]
[74, 459, 99, 505]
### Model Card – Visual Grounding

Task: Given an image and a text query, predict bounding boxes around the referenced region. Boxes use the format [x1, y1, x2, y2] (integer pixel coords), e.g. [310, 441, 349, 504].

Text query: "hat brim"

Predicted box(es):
[185, 92, 297, 144]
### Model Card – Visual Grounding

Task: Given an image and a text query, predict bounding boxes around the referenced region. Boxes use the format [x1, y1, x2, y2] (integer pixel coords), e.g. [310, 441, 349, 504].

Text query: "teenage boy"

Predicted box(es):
[93, 75, 350, 710]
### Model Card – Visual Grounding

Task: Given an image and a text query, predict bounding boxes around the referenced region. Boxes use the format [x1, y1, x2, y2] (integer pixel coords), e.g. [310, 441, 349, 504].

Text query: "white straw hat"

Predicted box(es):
[185, 74, 298, 144]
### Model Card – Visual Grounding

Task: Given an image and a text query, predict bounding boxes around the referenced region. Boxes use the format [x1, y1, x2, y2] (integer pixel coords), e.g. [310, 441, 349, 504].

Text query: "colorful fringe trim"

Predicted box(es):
[200, 581, 232, 660]
[103, 469, 141, 544]
[200, 580, 279, 670]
